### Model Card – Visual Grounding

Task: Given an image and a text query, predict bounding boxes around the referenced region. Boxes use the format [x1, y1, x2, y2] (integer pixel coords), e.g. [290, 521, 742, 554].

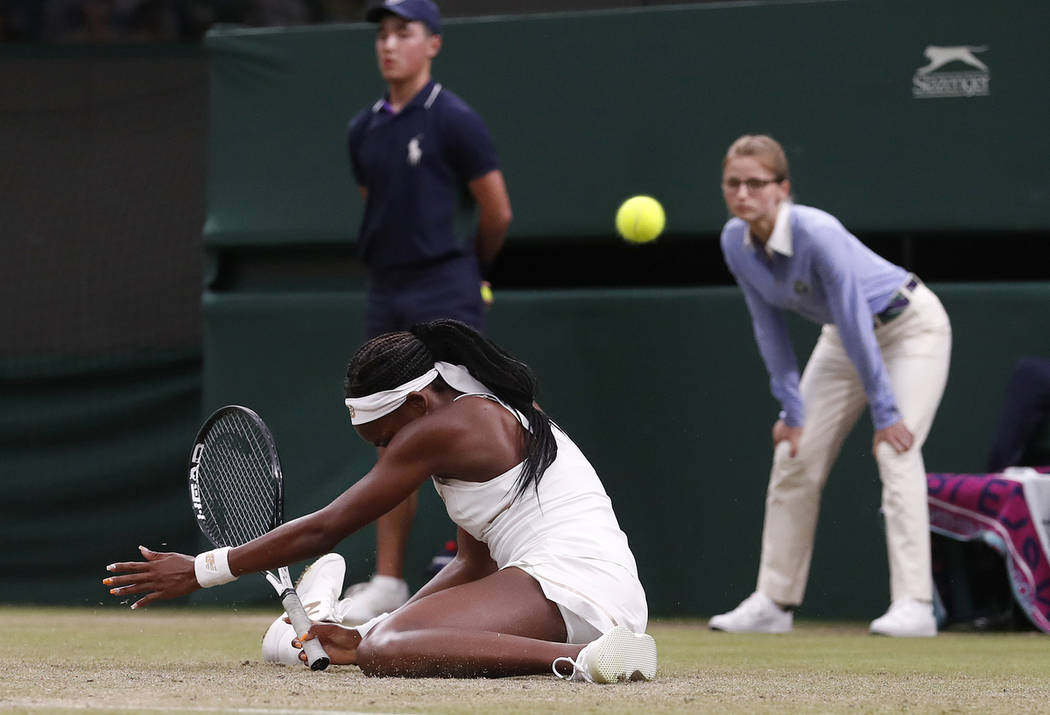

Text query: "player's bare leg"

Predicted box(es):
[375, 489, 417, 577]
[353, 567, 582, 677]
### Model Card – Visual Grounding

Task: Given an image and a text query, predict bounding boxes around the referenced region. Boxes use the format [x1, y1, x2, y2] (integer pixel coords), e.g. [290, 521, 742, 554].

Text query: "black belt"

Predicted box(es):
[874, 275, 920, 328]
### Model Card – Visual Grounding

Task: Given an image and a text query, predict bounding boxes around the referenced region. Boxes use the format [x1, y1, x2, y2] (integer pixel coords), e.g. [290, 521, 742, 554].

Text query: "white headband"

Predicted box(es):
[344, 361, 491, 425]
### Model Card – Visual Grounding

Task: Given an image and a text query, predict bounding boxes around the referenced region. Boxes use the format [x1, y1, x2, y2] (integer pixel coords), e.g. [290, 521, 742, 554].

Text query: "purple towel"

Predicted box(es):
[927, 467, 1050, 633]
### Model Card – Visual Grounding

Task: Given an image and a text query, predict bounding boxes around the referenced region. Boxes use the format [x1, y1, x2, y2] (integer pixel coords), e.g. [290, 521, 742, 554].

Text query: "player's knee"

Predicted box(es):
[356, 629, 406, 677]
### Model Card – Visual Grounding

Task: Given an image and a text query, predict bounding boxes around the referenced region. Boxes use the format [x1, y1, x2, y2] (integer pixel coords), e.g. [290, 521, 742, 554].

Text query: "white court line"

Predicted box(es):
[5, 703, 405, 715]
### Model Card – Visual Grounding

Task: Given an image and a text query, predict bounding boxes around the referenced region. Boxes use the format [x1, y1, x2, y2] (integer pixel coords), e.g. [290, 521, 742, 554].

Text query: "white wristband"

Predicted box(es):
[194, 547, 237, 588]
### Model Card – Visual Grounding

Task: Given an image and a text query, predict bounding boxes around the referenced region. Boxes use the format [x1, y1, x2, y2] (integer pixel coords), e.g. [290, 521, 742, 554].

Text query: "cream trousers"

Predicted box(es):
[756, 283, 952, 607]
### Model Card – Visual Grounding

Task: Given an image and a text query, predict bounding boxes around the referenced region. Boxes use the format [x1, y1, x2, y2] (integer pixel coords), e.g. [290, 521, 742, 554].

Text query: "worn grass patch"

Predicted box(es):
[1, 607, 1048, 713]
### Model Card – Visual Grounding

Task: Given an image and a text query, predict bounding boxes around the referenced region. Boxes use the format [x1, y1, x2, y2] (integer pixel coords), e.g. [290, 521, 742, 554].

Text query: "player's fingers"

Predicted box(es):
[106, 561, 148, 574]
[106, 582, 144, 596]
[102, 566, 156, 583]
[130, 592, 160, 610]
[104, 576, 148, 593]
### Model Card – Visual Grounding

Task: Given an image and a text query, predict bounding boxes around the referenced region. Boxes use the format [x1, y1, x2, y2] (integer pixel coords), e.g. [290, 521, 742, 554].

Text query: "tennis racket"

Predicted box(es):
[188, 405, 330, 670]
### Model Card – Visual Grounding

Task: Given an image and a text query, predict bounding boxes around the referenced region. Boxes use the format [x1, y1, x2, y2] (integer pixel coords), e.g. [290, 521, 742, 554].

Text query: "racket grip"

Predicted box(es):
[281, 589, 331, 671]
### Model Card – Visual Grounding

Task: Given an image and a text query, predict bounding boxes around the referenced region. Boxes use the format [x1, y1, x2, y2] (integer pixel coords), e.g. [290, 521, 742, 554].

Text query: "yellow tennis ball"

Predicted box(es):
[615, 195, 665, 244]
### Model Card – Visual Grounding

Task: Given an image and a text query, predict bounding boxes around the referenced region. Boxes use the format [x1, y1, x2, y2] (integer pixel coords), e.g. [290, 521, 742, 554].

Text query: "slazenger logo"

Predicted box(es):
[912, 45, 989, 99]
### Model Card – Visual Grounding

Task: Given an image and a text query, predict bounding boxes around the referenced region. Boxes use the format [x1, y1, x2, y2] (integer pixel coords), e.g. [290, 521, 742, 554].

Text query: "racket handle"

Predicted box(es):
[281, 589, 331, 671]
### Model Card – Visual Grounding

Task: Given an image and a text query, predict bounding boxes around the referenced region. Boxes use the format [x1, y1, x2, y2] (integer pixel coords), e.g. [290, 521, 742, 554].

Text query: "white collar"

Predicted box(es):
[745, 202, 793, 257]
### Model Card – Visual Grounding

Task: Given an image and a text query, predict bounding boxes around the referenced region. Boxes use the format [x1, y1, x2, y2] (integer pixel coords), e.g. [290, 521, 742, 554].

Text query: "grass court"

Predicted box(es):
[3, 606, 1048, 713]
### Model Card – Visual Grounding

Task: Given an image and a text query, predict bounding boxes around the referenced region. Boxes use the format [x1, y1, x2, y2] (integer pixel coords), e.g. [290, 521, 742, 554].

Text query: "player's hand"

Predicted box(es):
[288, 620, 362, 666]
[873, 420, 913, 456]
[772, 419, 803, 458]
[103, 545, 198, 609]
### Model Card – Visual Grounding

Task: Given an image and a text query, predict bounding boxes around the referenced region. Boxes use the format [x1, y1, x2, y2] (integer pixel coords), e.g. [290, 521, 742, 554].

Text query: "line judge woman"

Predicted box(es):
[709, 134, 952, 637]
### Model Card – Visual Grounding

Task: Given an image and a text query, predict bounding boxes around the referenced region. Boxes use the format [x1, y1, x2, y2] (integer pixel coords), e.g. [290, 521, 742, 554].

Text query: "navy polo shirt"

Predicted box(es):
[347, 80, 500, 271]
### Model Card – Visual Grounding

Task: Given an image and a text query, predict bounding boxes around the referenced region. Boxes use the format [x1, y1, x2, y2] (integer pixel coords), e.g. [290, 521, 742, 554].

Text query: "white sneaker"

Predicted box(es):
[339, 574, 409, 626]
[870, 598, 937, 637]
[295, 553, 346, 623]
[261, 553, 345, 665]
[552, 626, 657, 684]
[709, 592, 793, 633]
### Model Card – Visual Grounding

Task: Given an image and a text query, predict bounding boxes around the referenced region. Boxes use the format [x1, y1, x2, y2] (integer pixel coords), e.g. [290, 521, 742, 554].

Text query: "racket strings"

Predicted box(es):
[197, 411, 282, 547]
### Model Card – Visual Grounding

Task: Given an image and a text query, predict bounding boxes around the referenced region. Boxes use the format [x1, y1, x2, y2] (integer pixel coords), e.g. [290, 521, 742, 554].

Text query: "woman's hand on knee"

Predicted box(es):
[772, 420, 803, 458]
[293, 622, 362, 666]
[873, 421, 914, 456]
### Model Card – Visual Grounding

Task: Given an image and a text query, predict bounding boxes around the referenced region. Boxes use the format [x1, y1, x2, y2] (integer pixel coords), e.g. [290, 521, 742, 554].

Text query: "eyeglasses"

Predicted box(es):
[722, 177, 782, 194]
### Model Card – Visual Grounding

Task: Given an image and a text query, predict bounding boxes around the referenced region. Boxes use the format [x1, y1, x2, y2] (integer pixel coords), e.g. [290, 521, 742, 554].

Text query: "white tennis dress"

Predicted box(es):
[431, 395, 648, 642]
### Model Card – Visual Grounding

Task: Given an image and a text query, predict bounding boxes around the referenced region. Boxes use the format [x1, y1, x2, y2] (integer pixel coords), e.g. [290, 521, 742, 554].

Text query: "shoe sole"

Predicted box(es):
[709, 616, 792, 634]
[709, 623, 793, 634]
[588, 626, 657, 683]
[292, 554, 345, 622]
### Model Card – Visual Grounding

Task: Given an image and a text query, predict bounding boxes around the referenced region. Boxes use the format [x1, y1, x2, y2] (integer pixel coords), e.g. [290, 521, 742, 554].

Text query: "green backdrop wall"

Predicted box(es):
[4, 1, 1048, 616]
[199, 285, 1050, 618]
[204, 0, 1050, 248]
[194, 0, 1050, 618]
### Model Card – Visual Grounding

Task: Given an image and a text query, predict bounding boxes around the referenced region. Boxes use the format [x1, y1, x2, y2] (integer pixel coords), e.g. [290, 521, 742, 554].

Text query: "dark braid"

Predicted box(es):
[344, 319, 558, 499]
[345, 331, 431, 397]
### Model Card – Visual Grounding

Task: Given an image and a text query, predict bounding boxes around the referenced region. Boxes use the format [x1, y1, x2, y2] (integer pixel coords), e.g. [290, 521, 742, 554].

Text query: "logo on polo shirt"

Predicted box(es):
[912, 45, 989, 98]
[407, 135, 423, 166]
[793, 280, 809, 295]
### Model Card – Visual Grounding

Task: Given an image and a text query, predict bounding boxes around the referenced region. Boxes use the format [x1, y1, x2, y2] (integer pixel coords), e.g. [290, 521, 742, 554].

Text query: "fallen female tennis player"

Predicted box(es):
[105, 319, 656, 683]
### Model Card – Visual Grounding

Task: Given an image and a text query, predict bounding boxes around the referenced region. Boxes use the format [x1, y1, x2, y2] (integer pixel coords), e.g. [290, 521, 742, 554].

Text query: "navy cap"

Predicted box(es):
[366, 0, 442, 35]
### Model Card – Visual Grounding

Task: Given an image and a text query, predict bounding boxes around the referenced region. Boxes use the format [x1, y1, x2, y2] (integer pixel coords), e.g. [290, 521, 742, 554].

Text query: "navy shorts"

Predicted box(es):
[365, 254, 485, 339]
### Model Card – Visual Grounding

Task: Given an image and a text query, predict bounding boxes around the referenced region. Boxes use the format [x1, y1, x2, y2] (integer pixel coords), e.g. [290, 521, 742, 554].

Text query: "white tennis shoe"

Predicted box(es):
[340, 575, 410, 626]
[709, 592, 793, 633]
[262, 553, 346, 665]
[553, 626, 657, 684]
[870, 598, 937, 637]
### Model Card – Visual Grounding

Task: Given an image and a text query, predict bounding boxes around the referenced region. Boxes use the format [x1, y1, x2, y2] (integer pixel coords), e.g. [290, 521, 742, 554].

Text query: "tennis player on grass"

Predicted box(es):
[709, 134, 952, 638]
[105, 319, 656, 683]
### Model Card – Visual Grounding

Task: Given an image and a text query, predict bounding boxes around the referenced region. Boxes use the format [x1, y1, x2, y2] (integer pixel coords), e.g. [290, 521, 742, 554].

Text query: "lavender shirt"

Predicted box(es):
[720, 203, 909, 430]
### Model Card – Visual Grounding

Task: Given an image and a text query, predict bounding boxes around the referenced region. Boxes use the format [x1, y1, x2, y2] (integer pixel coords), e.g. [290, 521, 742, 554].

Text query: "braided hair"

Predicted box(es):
[345, 319, 558, 499]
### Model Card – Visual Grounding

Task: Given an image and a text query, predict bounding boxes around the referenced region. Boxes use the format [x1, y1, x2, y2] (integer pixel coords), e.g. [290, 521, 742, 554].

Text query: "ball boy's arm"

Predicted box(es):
[469, 169, 512, 266]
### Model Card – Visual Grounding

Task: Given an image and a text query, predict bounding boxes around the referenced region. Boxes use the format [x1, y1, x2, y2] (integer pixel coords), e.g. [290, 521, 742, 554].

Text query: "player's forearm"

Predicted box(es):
[229, 512, 343, 576]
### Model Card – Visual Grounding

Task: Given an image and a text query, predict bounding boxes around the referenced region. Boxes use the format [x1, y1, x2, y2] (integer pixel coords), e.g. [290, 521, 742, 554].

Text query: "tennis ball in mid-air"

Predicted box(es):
[615, 195, 665, 244]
